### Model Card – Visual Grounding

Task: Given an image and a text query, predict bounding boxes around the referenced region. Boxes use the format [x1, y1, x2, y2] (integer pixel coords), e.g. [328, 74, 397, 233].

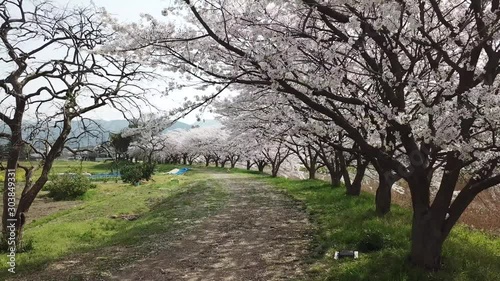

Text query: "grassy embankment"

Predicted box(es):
[256, 173, 500, 281]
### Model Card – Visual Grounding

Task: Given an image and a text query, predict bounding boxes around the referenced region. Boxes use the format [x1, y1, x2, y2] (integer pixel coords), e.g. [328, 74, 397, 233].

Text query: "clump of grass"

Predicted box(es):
[264, 177, 500, 281]
[357, 230, 385, 252]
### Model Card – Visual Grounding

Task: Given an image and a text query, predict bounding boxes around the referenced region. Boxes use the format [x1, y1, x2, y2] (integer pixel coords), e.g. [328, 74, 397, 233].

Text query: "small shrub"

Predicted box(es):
[45, 171, 97, 201]
[120, 164, 143, 184]
[141, 162, 155, 181]
[120, 163, 155, 184]
[357, 230, 385, 252]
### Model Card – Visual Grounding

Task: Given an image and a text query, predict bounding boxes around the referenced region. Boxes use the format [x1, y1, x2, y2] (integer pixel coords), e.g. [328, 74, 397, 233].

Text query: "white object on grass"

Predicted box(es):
[167, 168, 180, 174]
[334, 250, 359, 260]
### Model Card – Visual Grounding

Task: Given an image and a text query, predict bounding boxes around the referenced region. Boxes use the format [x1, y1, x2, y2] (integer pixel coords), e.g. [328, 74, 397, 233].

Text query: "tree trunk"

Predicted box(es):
[5, 118, 71, 248]
[308, 167, 316, 180]
[271, 163, 278, 177]
[346, 179, 361, 195]
[375, 177, 392, 215]
[205, 157, 210, 167]
[405, 155, 463, 271]
[230, 156, 239, 169]
[182, 154, 187, 165]
[346, 160, 368, 196]
[337, 151, 353, 193]
[373, 162, 399, 216]
[256, 161, 266, 173]
[330, 171, 342, 187]
[2, 118, 23, 243]
[409, 212, 444, 270]
[319, 152, 341, 187]
[246, 160, 252, 170]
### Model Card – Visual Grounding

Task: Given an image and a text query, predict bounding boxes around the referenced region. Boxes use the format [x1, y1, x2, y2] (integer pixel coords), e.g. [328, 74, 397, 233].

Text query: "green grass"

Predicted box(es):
[0, 160, 117, 182]
[260, 177, 500, 281]
[1, 163, 498, 280]
[0, 160, 184, 182]
[0, 167, 228, 279]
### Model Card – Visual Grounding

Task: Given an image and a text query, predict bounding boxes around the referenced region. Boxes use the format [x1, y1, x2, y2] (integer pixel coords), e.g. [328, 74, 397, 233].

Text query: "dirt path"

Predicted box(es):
[106, 173, 312, 281]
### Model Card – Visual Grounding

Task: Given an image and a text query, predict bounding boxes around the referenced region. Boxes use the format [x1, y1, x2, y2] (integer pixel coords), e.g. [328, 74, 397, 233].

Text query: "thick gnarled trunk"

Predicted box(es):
[375, 177, 392, 215]
[410, 211, 444, 270]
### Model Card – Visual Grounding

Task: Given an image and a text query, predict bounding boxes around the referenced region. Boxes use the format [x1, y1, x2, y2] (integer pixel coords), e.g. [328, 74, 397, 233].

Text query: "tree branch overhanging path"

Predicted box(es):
[108, 0, 500, 270]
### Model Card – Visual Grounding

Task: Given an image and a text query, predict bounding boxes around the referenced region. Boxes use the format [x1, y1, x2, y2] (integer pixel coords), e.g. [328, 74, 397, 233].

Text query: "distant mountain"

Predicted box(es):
[192, 119, 223, 128]
[0, 119, 221, 148]
[90, 120, 130, 133]
[167, 121, 192, 131]
[86, 119, 193, 133]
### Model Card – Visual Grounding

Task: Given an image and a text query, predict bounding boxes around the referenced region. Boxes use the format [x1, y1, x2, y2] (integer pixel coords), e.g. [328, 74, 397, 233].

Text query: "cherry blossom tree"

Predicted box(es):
[109, 0, 500, 270]
[123, 114, 172, 164]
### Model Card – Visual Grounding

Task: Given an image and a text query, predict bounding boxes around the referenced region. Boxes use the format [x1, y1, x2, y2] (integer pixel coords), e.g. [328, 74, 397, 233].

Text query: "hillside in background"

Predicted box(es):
[71, 118, 222, 147]
[192, 119, 224, 128]
[94, 118, 222, 133]
[0, 119, 222, 148]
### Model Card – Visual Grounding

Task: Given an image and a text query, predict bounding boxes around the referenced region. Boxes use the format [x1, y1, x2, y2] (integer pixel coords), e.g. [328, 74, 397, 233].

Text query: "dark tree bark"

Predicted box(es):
[2, 118, 24, 240]
[255, 160, 267, 172]
[308, 168, 316, 180]
[405, 153, 462, 270]
[338, 151, 368, 196]
[347, 160, 368, 196]
[375, 174, 393, 215]
[330, 172, 342, 187]
[314, 140, 342, 187]
[229, 155, 240, 168]
[372, 160, 400, 215]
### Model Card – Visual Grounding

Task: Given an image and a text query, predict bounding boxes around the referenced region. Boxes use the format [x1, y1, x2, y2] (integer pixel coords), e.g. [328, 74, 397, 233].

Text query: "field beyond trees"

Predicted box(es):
[0, 162, 498, 281]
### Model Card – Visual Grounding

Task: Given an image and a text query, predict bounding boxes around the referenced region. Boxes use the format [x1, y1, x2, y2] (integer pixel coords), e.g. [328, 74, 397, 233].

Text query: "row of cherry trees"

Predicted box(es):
[125, 125, 288, 174]
[107, 0, 500, 270]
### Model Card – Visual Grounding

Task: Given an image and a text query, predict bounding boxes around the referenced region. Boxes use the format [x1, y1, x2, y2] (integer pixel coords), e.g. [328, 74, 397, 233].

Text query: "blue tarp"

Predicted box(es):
[175, 168, 190, 175]
[89, 172, 121, 179]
